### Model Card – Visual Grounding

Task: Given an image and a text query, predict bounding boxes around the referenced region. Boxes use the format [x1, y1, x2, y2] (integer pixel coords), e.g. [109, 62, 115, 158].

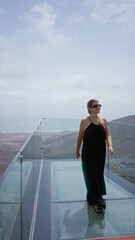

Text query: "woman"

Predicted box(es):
[76, 99, 113, 213]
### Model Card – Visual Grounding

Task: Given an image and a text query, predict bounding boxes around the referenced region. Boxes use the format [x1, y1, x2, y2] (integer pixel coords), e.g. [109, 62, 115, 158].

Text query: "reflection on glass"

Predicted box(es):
[107, 122, 135, 185]
[53, 199, 135, 240]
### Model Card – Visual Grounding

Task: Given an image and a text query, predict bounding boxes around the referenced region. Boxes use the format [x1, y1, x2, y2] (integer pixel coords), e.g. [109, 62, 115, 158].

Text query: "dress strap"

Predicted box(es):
[89, 116, 92, 123]
[89, 116, 100, 125]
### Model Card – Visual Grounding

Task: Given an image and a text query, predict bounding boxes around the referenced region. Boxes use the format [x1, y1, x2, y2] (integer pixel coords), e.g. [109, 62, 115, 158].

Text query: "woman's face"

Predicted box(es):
[89, 101, 102, 114]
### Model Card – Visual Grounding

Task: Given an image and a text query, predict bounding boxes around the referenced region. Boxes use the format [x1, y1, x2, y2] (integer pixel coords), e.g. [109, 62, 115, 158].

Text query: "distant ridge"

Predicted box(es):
[111, 115, 135, 125]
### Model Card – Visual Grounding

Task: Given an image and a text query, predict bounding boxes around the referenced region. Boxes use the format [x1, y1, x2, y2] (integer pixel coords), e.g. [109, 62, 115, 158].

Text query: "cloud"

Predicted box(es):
[0, 33, 134, 118]
[0, 72, 90, 107]
[0, 35, 32, 81]
[20, 2, 71, 47]
[84, 0, 135, 38]
[0, 35, 12, 49]
[69, 13, 85, 24]
[0, 7, 4, 14]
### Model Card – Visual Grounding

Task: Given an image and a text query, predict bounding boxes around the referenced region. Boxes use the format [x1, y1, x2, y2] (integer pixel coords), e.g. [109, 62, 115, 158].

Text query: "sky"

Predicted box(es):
[0, 0, 135, 131]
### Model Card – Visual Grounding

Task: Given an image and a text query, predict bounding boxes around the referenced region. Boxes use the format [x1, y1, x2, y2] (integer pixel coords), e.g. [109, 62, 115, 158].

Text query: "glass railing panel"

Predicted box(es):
[0, 155, 21, 240]
[43, 118, 80, 133]
[0, 158, 20, 203]
[42, 118, 80, 160]
[21, 120, 42, 240]
[107, 122, 135, 185]
[0, 203, 20, 240]
[33, 120, 42, 191]
[0, 119, 44, 240]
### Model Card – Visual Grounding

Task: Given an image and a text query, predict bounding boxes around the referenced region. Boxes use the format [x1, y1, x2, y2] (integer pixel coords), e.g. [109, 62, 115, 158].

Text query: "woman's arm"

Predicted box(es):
[104, 119, 114, 155]
[76, 119, 85, 159]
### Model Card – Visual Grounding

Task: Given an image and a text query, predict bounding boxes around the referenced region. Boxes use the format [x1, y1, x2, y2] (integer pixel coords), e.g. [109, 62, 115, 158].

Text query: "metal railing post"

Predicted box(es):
[20, 152, 23, 240]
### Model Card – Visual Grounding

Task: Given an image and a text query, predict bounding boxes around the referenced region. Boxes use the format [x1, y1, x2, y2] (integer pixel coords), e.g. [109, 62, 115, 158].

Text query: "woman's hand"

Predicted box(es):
[76, 151, 80, 159]
[109, 147, 114, 155]
[76, 119, 85, 160]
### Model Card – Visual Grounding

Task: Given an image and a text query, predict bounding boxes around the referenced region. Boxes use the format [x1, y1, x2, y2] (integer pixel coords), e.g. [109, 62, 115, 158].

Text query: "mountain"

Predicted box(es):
[43, 131, 78, 159]
[0, 132, 29, 177]
[111, 115, 135, 124]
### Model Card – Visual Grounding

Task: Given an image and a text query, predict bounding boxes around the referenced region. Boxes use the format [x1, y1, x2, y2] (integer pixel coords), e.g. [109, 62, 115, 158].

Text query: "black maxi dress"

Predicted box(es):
[82, 119, 106, 205]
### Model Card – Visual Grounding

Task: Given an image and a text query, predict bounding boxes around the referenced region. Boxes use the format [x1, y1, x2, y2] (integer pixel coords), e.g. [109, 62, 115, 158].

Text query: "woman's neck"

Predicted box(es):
[90, 114, 99, 119]
[89, 114, 100, 124]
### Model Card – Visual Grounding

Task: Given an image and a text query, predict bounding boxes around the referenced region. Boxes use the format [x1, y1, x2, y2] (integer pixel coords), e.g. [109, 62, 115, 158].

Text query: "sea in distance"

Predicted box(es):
[0, 117, 81, 133]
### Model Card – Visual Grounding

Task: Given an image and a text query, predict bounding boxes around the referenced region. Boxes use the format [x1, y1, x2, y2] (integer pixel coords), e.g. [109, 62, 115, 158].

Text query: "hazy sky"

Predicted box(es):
[0, 0, 135, 126]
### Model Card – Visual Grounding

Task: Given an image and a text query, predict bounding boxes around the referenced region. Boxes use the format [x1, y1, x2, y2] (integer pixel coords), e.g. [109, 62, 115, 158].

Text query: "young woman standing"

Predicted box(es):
[76, 99, 113, 213]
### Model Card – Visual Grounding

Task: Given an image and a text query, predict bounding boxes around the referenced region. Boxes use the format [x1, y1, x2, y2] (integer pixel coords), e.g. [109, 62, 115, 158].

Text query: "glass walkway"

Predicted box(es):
[0, 119, 135, 240]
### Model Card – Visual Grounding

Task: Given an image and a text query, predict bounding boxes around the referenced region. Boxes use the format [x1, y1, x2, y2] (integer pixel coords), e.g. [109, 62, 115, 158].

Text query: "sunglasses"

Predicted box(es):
[91, 104, 102, 108]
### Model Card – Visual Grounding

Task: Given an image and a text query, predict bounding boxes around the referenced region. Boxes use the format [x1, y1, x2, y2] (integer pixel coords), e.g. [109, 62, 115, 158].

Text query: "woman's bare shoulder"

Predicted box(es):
[100, 117, 108, 128]
[80, 117, 90, 127]
[80, 116, 89, 122]
[79, 117, 91, 131]
[100, 117, 107, 121]
[100, 117, 108, 126]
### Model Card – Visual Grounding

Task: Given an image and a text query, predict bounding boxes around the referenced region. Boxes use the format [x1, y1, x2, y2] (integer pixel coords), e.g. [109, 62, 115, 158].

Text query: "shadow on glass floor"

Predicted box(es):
[52, 160, 135, 240]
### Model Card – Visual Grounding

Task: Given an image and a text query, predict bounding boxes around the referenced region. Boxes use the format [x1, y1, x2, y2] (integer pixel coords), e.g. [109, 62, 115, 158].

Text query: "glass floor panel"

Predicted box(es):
[52, 161, 134, 202]
[53, 200, 135, 240]
[52, 160, 135, 240]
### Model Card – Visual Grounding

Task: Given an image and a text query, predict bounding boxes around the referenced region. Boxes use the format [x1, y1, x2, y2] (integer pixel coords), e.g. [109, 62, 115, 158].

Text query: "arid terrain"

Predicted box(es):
[0, 132, 29, 177]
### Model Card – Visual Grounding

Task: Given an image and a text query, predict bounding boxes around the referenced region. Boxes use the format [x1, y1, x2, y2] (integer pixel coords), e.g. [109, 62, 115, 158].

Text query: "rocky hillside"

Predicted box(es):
[111, 115, 135, 124]
[43, 131, 78, 159]
[0, 132, 29, 177]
